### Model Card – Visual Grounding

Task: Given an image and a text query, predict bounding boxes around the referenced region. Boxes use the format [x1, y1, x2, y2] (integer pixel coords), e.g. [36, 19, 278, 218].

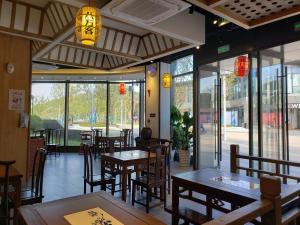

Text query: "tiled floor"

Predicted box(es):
[42, 153, 194, 224]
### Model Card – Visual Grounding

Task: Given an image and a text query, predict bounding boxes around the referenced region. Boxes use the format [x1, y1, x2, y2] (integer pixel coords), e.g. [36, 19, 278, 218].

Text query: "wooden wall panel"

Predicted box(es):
[0, 33, 31, 178]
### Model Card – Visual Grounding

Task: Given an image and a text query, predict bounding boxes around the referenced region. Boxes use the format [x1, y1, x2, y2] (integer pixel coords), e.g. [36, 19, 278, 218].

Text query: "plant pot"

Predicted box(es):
[179, 150, 190, 167]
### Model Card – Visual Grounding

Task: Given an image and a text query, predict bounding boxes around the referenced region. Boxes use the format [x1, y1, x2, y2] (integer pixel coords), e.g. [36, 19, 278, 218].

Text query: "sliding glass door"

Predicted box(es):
[198, 63, 220, 168]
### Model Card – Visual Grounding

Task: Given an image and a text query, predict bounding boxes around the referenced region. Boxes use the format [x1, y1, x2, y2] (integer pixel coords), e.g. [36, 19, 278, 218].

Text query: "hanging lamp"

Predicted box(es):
[162, 73, 172, 88]
[75, 1, 102, 46]
[119, 83, 126, 95]
[234, 56, 249, 78]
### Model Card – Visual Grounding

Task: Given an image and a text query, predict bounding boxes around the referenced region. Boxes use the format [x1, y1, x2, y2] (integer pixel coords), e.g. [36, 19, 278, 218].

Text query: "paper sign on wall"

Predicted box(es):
[8, 89, 25, 111]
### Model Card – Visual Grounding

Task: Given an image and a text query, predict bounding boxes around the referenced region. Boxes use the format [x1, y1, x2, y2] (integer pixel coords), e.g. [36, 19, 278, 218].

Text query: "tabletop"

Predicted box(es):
[172, 168, 298, 202]
[18, 191, 166, 225]
[0, 165, 23, 179]
[101, 150, 155, 164]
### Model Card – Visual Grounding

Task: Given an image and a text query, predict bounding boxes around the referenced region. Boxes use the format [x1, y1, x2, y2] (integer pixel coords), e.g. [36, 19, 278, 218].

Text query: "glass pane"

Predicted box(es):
[261, 51, 283, 159]
[109, 83, 132, 137]
[285, 40, 300, 169]
[133, 83, 140, 143]
[173, 74, 193, 114]
[172, 55, 193, 75]
[198, 66, 218, 168]
[220, 56, 249, 170]
[68, 83, 107, 146]
[31, 83, 65, 144]
[252, 57, 259, 157]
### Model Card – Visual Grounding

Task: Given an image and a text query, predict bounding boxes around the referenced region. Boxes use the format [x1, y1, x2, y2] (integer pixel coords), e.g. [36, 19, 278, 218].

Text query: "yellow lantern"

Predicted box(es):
[75, 5, 102, 46]
[162, 73, 171, 88]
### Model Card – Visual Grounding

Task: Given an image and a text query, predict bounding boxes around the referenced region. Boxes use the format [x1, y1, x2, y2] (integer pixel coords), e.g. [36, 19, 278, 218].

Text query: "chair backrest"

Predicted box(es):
[31, 148, 47, 198]
[83, 144, 93, 182]
[0, 160, 15, 225]
[146, 145, 166, 186]
[141, 127, 152, 140]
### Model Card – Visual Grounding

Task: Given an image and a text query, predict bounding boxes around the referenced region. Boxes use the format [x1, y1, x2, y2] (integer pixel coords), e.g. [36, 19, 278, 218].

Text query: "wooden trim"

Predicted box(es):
[24, 5, 30, 32]
[103, 28, 109, 50]
[154, 34, 161, 52]
[169, 38, 175, 48]
[147, 35, 155, 54]
[65, 44, 70, 62]
[102, 25, 141, 39]
[10, 0, 16, 29]
[127, 36, 133, 54]
[72, 47, 77, 64]
[100, 54, 105, 68]
[0, 0, 2, 21]
[62, 41, 142, 61]
[142, 37, 149, 56]
[48, 4, 60, 31]
[57, 45, 62, 61]
[87, 51, 92, 65]
[207, 0, 228, 7]
[135, 38, 141, 56]
[53, 3, 64, 28]
[60, 3, 69, 24]
[119, 33, 125, 52]
[111, 30, 118, 51]
[79, 49, 84, 65]
[38, 8, 45, 34]
[45, 10, 56, 34]
[0, 26, 52, 42]
[94, 52, 98, 67]
[250, 6, 300, 28]
[161, 35, 168, 50]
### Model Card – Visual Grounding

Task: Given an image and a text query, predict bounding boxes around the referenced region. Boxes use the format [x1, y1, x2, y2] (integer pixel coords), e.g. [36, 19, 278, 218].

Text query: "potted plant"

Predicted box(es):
[171, 106, 193, 167]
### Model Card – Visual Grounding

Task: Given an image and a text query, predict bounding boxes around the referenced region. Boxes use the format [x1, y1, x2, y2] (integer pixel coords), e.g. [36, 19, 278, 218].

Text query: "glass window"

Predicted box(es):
[173, 55, 193, 75]
[31, 83, 65, 144]
[109, 83, 132, 137]
[68, 83, 107, 146]
[173, 74, 193, 113]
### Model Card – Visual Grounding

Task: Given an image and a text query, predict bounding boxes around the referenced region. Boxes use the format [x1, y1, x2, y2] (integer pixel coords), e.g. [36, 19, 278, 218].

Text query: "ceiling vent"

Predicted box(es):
[103, 0, 190, 25]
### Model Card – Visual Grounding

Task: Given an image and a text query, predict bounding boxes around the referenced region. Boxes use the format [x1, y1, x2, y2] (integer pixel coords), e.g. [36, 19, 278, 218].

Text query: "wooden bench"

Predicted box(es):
[165, 205, 210, 225]
[204, 175, 300, 225]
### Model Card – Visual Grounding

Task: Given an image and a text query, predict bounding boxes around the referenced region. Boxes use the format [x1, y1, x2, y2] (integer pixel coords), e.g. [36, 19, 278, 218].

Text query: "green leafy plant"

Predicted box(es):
[170, 105, 193, 151]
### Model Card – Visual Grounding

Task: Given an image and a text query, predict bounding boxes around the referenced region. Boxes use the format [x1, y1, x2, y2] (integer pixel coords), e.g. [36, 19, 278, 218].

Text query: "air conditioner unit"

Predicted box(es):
[102, 0, 190, 25]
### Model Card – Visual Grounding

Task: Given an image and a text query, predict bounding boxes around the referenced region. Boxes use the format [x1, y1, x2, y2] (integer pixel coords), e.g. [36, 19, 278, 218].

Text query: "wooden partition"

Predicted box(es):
[0, 33, 31, 178]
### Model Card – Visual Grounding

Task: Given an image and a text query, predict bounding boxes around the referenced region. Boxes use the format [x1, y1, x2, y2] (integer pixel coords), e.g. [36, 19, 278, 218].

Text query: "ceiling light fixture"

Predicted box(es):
[75, 1, 102, 46]
[196, 45, 200, 50]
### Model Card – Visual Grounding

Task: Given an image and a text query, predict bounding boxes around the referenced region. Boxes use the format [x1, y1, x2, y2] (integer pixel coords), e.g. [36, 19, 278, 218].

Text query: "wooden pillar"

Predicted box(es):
[230, 144, 239, 173]
[260, 175, 281, 225]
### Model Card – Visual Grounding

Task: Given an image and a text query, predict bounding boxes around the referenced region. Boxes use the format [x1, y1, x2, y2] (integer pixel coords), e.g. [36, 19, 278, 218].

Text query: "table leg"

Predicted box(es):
[101, 158, 106, 191]
[121, 166, 128, 202]
[172, 180, 179, 225]
[14, 178, 21, 225]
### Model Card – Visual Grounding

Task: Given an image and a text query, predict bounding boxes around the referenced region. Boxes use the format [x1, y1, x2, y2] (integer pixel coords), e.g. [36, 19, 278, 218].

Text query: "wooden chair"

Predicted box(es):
[92, 129, 103, 159]
[45, 129, 61, 156]
[0, 160, 16, 225]
[21, 148, 47, 205]
[82, 144, 115, 195]
[131, 145, 166, 213]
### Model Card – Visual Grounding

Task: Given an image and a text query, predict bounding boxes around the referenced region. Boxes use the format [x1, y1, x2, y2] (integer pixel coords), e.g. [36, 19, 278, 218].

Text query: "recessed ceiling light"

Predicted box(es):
[213, 19, 218, 25]
[196, 45, 200, 50]
[150, 60, 154, 63]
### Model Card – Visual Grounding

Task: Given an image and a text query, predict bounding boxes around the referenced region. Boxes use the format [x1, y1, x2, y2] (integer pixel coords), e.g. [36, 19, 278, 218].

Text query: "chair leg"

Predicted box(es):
[112, 181, 115, 196]
[146, 187, 151, 213]
[128, 173, 131, 192]
[132, 182, 136, 206]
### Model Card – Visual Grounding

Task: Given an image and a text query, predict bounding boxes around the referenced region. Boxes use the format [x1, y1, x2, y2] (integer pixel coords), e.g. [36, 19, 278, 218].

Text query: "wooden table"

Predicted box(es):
[0, 165, 23, 225]
[18, 191, 165, 225]
[101, 150, 155, 201]
[171, 168, 294, 225]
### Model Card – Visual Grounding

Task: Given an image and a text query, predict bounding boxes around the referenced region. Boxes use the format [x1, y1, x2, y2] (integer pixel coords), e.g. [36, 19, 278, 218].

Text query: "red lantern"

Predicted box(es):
[119, 83, 126, 95]
[234, 56, 249, 78]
